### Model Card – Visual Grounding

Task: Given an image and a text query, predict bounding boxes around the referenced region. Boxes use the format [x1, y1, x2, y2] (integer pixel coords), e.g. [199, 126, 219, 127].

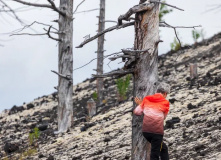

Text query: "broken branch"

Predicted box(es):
[118, 2, 154, 25]
[51, 70, 72, 84]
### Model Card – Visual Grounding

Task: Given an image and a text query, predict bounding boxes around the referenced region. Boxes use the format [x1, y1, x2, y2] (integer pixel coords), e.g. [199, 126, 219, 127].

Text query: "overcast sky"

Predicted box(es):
[0, 0, 221, 112]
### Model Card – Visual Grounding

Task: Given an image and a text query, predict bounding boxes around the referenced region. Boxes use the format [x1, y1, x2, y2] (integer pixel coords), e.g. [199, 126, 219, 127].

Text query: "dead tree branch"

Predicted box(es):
[47, 26, 62, 42]
[150, 0, 184, 11]
[10, 21, 58, 35]
[12, 0, 66, 16]
[118, 2, 154, 25]
[160, 21, 201, 47]
[76, 21, 135, 48]
[73, 0, 86, 14]
[73, 8, 99, 14]
[92, 69, 134, 78]
[10, 33, 46, 36]
[108, 54, 134, 61]
[73, 51, 122, 71]
[51, 70, 72, 84]
[0, 0, 24, 24]
[159, 21, 201, 29]
[121, 48, 151, 56]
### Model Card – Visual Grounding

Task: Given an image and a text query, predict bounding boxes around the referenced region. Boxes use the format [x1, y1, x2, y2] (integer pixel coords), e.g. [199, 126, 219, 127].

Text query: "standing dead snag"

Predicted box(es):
[76, 0, 200, 159]
[131, 1, 160, 159]
[10, 0, 74, 133]
[96, 0, 106, 107]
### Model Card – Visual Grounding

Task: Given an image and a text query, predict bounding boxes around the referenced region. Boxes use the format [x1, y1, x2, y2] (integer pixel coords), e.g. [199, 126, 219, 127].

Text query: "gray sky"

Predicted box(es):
[0, 0, 221, 112]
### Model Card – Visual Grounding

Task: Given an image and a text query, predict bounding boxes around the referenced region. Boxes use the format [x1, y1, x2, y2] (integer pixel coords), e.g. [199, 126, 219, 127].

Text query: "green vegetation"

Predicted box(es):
[19, 148, 37, 160]
[92, 91, 98, 101]
[116, 75, 131, 101]
[159, 1, 173, 21]
[192, 30, 201, 43]
[170, 37, 181, 51]
[28, 127, 40, 146]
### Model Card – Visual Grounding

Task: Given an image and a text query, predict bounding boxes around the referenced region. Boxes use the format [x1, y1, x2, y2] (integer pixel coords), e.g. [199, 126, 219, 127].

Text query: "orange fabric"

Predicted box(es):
[140, 93, 170, 114]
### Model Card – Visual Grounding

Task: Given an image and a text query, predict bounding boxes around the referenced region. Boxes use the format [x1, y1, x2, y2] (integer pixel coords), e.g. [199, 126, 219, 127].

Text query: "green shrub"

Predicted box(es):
[19, 148, 37, 160]
[170, 37, 181, 51]
[92, 91, 98, 101]
[159, 1, 173, 21]
[28, 127, 40, 146]
[192, 30, 201, 43]
[116, 75, 131, 101]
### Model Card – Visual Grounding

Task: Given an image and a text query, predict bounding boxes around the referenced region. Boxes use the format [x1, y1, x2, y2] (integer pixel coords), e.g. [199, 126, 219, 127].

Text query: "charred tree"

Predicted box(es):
[96, 0, 106, 106]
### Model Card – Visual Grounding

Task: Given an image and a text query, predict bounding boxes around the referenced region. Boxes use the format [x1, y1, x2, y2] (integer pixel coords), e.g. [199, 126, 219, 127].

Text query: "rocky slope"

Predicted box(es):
[0, 33, 221, 160]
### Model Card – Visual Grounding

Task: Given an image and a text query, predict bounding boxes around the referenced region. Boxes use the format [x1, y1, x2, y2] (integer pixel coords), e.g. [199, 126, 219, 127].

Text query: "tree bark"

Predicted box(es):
[132, 0, 160, 159]
[56, 0, 73, 133]
[96, 0, 105, 106]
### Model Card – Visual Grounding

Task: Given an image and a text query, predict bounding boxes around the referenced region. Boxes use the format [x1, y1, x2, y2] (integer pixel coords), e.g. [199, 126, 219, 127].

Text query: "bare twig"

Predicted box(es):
[159, 21, 201, 29]
[104, 20, 117, 23]
[150, 0, 184, 11]
[76, 21, 135, 48]
[12, 0, 66, 16]
[73, 0, 86, 14]
[10, 21, 58, 35]
[73, 8, 99, 14]
[10, 33, 47, 36]
[118, 3, 154, 25]
[73, 51, 122, 71]
[0, 0, 24, 24]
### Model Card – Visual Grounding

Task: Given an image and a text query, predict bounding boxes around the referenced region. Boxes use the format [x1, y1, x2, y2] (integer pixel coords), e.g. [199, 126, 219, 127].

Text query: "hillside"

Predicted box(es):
[0, 33, 221, 160]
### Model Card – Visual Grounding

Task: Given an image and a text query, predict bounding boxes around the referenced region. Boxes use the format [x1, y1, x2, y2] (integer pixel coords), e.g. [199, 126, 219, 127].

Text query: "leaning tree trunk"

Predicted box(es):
[57, 0, 74, 133]
[132, 0, 160, 160]
[96, 0, 105, 106]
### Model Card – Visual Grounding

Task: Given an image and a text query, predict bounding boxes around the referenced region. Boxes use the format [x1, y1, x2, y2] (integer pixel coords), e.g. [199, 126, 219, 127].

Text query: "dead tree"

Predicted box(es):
[76, 0, 200, 159]
[8, 0, 81, 133]
[96, 0, 106, 106]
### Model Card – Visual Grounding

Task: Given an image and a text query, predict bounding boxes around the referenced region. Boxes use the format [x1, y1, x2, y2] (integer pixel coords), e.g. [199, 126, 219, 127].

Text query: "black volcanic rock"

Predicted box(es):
[37, 124, 48, 131]
[187, 103, 197, 110]
[169, 98, 177, 104]
[165, 117, 181, 129]
[4, 142, 19, 154]
[9, 105, 24, 115]
[27, 103, 35, 109]
[47, 155, 54, 160]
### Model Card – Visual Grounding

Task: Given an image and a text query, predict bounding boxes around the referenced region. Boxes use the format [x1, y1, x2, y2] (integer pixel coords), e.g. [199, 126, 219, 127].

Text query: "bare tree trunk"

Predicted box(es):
[96, 0, 105, 106]
[132, 0, 160, 159]
[57, 0, 74, 133]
